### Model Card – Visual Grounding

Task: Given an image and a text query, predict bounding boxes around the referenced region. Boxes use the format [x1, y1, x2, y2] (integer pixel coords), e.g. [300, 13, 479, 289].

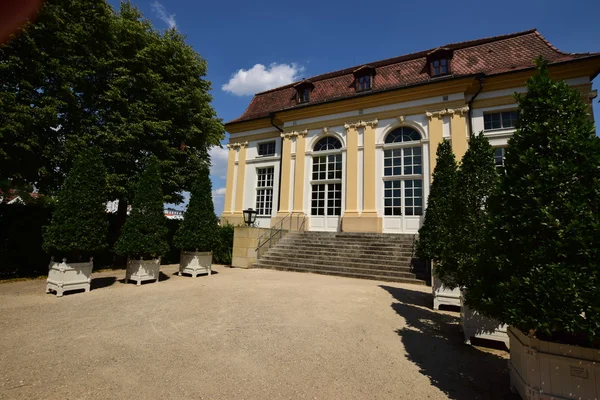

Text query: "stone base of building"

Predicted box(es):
[231, 226, 269, 268]
[341, 213, 382, 233]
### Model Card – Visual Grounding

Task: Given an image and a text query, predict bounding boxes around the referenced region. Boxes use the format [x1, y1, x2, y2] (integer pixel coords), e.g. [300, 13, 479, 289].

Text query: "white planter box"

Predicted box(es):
[508, 326, 600, 400]
[46, 258, 93, 297]
[432, 270, 461, 309]
[125, 258, 160, 286]
[178, 251, 212, 278]
[461, 295, 509, 347]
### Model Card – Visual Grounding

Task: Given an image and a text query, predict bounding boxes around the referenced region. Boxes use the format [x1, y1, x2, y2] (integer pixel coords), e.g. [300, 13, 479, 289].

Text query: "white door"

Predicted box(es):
[309, 183, 341, 231]
[382, 178, 424, 234]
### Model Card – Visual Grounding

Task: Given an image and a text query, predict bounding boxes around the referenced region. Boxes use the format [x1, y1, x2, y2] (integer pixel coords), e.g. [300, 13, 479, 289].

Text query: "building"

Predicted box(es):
[222, 29, 599, 234]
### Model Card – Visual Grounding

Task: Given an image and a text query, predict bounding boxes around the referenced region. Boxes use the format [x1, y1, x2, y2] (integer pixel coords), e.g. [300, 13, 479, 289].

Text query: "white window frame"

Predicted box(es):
[255, 167, 274, 216]
[483, 110, 518, 132]
[257, 141, 276, 157]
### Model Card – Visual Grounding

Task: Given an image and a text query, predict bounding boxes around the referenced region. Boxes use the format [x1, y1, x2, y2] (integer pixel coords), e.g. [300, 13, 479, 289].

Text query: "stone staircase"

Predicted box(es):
[254, 231, 429, 285]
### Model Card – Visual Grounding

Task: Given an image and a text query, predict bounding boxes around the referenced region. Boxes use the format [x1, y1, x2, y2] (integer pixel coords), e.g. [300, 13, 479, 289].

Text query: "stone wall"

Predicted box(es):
[231, 226, 269, 268]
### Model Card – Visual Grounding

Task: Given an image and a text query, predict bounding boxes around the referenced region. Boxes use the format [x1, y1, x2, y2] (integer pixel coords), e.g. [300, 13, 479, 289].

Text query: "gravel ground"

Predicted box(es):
[0, 265, 516, 400]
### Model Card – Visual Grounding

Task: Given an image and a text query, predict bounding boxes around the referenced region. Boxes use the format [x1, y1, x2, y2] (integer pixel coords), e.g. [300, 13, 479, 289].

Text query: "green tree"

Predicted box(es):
[467, 59, 600, 347]
[173, 167, 219, 251]
[114, 156, 168, 259]
[416, 140, 458, 263]
[438, 133, 498, 289]
[0, 0, 224, 212]
[43, 148, 108, 260]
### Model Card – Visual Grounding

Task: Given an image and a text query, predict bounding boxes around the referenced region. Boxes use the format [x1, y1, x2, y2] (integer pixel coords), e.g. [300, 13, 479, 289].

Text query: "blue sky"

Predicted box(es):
[109, 0, 600, 214]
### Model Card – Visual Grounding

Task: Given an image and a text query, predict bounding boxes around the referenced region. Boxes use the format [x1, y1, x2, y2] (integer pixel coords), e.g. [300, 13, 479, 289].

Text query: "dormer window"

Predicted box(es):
[426, 47, 453, 78]
[294, 80, 314, 104]
[353, 65, 376, 92]
[431, 58, 449, 76]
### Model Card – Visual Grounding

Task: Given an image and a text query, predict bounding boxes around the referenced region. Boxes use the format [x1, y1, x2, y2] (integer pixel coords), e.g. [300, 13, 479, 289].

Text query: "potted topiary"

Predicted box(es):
[467, 59, 600, 399]
[43, 149, 108, 296]
[437, 132, 506, 346]
[114, 156, 169, 286]
[174, 166, 218, 277]
[416, 140, 460, 310]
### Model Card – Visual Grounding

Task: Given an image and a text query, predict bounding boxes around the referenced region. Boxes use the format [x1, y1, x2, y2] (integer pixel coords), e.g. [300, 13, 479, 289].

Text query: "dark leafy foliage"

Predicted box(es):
[114, 157, 168, 258]
[42, 148, 108, 260]
[438, 133, 499, 289]
[173, 167, 219, 251]
[416, 140, 458, 263]
[212, 223, 234, 265]
[466, 59, 600, 348]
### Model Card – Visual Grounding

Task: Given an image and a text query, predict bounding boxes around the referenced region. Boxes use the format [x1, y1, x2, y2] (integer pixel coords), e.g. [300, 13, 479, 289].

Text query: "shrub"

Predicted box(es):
[466, 58, 600, 348]
[416, 140, 458, 263]
[173, 166, 218, 252]
[114, 157, 169, 259]
[43, 148, 108, 261]
[439, 132, 498, 289]
[213, 223, 234, 265]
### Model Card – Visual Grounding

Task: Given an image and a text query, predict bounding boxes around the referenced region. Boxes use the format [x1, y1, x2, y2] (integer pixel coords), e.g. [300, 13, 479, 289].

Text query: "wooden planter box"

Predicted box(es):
[433, 278, 461, 310]
[508, 326, 600, 400]
[178, 251, 212, 277]
[125, 258, 160, 286]
[46, 258, 93, 297]
[461, 295, 509, 348]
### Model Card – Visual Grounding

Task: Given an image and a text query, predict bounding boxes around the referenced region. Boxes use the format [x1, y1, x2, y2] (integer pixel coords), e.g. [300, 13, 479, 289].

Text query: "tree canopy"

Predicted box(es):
[466, 59, 600, 347]
[0, 0, 224, 205]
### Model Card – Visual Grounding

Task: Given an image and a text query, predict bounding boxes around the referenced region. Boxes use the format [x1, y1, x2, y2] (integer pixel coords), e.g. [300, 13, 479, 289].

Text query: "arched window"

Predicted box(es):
[384, 127, 421, 144]
[314, 136, 342, 151]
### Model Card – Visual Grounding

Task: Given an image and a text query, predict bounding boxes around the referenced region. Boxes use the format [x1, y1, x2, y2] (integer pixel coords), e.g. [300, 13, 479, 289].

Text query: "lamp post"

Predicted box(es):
[242, 208, 257, 226]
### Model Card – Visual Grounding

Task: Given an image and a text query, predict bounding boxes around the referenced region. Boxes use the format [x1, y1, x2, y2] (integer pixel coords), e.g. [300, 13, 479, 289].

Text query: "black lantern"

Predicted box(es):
[243, 208, 257, 226]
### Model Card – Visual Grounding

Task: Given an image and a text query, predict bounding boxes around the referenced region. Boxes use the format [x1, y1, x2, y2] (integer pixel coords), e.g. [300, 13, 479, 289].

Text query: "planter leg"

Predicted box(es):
[125, 278, 129, 284]
[155, 277, 159, 283]
[208, 269, 212, 276]
[85, 286, 90, 293]
[433, 299, 440, 310]
[56, 289, 64, 297]
[178, 271, 182, 276]
[464, 337, 471, 346]
[136, 279, 141, 286]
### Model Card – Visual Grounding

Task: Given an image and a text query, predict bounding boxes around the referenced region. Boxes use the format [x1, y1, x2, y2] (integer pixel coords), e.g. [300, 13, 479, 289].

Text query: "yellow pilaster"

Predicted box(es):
[292, 132, 307, 213]
[344, 125, 359, 215]
[450, 110, 468, 161]
[277, 134, 292, 214]
[427, 114, 444, 181]
[362, 121, 378, 214]
[223, 145, 237, 214]
[233, 143, 247, 213]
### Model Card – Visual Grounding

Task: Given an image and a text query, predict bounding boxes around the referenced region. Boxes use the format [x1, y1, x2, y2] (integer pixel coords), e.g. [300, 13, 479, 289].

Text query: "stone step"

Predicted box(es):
[256, 259, 418, 278]
[291, 232, 416, 240]
[254, 263, 426, 286]
[274, 241, 416, 250]
[272, 245, 415, 257]
[286, 234, 415, 243]
[260, 255, 414, 271]
[263, 251, 414, 264]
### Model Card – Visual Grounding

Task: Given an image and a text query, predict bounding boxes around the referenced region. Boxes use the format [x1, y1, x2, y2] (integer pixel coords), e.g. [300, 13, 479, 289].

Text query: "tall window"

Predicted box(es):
[357, 75, 372, 91]
[257, 141, 276, 156]
[494, 147, 506, 169]
[382, 127, 423, 216]
[255, 167, 274, 216]
[484, 111, 518, 131]
[431, 58, 449, 76]
[311, 137, 342, 216]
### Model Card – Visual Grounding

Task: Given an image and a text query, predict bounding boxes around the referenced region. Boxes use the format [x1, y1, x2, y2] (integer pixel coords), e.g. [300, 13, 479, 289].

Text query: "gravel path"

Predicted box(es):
[0, 265, 515, 400]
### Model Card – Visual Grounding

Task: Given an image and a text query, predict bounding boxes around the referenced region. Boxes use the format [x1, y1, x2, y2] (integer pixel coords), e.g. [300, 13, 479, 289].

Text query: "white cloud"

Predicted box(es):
[209, 146, 229, 180]
[151, 1, 176, 29]
[212, 187, 226, 198]
[222, 63, 304, 96]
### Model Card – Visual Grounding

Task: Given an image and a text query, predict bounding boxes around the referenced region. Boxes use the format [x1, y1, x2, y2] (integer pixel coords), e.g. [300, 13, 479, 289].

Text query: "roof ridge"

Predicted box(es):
[533, 30, 600, 57]
[254, 28, 539, 95]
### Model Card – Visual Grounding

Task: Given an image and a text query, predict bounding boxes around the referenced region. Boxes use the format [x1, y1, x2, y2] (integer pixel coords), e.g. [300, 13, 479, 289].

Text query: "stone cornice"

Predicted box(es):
[344, 118, 378, 130]
[281, 129, 308, 139]
[426, 106, 469, 119]
[226, 141, 248, 149]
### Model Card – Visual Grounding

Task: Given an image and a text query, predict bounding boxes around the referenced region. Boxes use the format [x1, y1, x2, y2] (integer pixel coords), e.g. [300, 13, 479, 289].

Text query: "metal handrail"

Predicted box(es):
[256, 212, 306, 258]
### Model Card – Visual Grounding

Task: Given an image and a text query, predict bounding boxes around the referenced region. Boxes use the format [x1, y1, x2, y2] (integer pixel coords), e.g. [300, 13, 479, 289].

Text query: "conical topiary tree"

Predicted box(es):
[114, 156, 168, 259]
[43, 148, 108, 261]
[467, 59, 600, 347]
[438, 132, 499, 289]
[173, 166, 219, 252]
[416, 140, 458, 263]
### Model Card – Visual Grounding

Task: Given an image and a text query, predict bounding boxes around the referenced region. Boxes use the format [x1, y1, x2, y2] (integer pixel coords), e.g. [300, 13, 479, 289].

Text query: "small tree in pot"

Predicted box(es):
[467, 59, 600, 398]
[173, 166, 218, 277]
[43, 148, 108, 296]
[114, 156, 168, 285]
[416, 140, 459, 309]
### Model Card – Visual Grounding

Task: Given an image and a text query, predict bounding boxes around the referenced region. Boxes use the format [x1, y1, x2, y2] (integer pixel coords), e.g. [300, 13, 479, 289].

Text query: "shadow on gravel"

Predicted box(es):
[379, 285, 518, 400]
[172, 270, 219, 277]
[91, 276, 117, 290]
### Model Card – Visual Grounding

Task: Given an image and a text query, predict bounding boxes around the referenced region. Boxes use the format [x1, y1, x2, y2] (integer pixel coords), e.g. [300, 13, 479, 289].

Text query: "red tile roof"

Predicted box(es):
[227, 29, 599, 125]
